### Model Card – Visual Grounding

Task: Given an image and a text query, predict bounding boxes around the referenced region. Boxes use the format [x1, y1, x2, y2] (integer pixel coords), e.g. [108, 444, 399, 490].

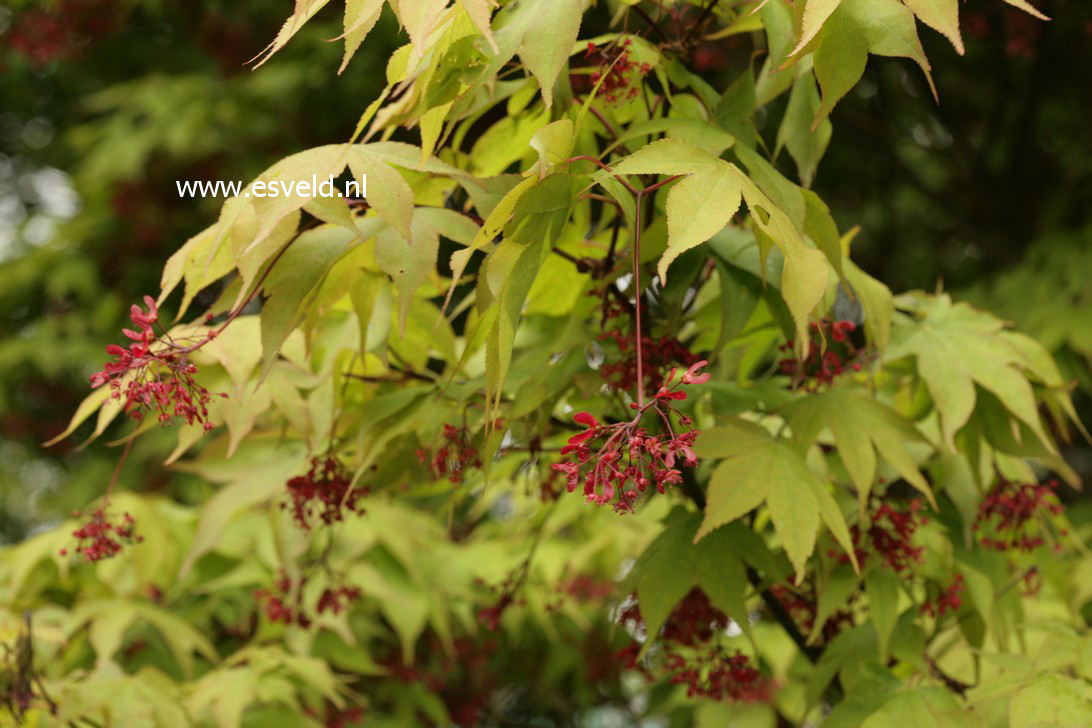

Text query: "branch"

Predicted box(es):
[630, 4, 671, 43]
[684, 0, 722, 45]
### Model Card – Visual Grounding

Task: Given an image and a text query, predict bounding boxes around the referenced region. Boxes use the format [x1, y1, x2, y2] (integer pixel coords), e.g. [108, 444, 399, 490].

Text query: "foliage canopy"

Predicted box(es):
[3, 1, 1091, 726]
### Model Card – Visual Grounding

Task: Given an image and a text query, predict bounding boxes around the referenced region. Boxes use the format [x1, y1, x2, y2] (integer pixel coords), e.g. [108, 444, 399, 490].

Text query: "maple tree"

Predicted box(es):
[3, 1, 1092, 726]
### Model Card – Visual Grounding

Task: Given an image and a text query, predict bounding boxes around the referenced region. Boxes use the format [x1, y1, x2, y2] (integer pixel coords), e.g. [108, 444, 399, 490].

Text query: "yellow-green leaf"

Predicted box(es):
[903, 0, 963, 55]
[660, 162, 743, 283]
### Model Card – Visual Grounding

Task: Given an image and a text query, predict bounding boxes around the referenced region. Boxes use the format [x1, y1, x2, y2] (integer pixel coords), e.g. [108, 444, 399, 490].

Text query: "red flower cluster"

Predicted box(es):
[91, 296, 223, 430]
[584, 37, 651, 104]
[552, 362, 708, 513]
[600, 329, 700, 393]
[377, 635, 498, 727]
[255, 571, 362, 628]
[317, 704, 365, 728]
[7, 0, 120, 67]
[617, 590, 770, 702]
[921, 574, 964, 618]
[255, 572, 308, 627]
[771, 583, 855, 643]
[284, 456, 369, 529]
[659, 588, 732, 647]
[975, 479, 1065, 552]
[596, 289, 700, 393]
[475, 562, 532, 630]
[416, 424, 482, 484]
[669, 651, 769, 703]
[61, 508, 142, 563]
[538, 466, 563, 503]
[562, 575, 614, 604]
[779, 319, 863, 390]
[839, 498, 926, 572]
[476, 592, 515, 631]
[316, 585, 363, 616]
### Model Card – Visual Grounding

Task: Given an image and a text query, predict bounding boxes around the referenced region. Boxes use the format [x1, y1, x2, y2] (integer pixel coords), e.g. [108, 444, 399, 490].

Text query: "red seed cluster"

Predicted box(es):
[921, 574, 964, 618]
[617, 590, 770, 702]
[839, 498, 926, 572]
[584, 38, 651, 105]
[62, 508, 142, 563]
[283, 457, 369, 530]
[975, 479, 1065, 552]
[779, 319, 863, 390]
[552, 362, 708, 513]
[91, 295, 223, 430]
[416, 424, 482, 484]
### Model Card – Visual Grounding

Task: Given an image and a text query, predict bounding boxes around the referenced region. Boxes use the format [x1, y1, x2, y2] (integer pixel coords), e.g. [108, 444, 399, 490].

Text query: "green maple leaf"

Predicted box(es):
[695, 421, 858, 582]
[886, 293, 1059, 452]
[784, 384, 934, 511]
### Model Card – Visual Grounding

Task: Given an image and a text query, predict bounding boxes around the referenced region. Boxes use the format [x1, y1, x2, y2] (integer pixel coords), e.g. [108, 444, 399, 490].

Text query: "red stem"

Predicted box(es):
[634, 189, 646, 409]
[101, 437, 134, 509]
[631, 176, 680, 409]
[567, 156, 640, 196]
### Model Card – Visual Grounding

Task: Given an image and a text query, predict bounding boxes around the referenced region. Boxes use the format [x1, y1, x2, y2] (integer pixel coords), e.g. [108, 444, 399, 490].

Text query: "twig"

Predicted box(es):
[100, 438, 134, 508]
[630, 4, 671, 42]
[684, 0, 722, 46]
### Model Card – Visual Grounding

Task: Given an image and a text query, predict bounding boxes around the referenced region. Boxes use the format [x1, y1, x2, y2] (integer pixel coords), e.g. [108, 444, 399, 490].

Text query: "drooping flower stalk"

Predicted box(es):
[558, 159, 693, 513]
[553, 362, 708, 512]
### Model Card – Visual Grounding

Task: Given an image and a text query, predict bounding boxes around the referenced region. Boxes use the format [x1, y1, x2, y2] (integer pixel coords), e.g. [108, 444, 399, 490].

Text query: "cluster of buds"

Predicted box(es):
[255, 571, 362, 628]
[584, 37, 651, 104]
[975, 479, 1065, 552]
[552, 362, 708, 513]
[283, 456, 369, 530]
[617, 590, 769, 703]
[90, 295, 223, 430]
[921, 574, 964, 618]
[838, 498, 926, 572]
[61, 508, 142, 563]
[416, 424, 482, 484]
[779, 319, 863, 390]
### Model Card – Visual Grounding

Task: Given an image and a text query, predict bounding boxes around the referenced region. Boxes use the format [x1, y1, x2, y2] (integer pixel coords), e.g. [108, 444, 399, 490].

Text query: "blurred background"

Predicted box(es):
[1, 0, 1090, 544]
